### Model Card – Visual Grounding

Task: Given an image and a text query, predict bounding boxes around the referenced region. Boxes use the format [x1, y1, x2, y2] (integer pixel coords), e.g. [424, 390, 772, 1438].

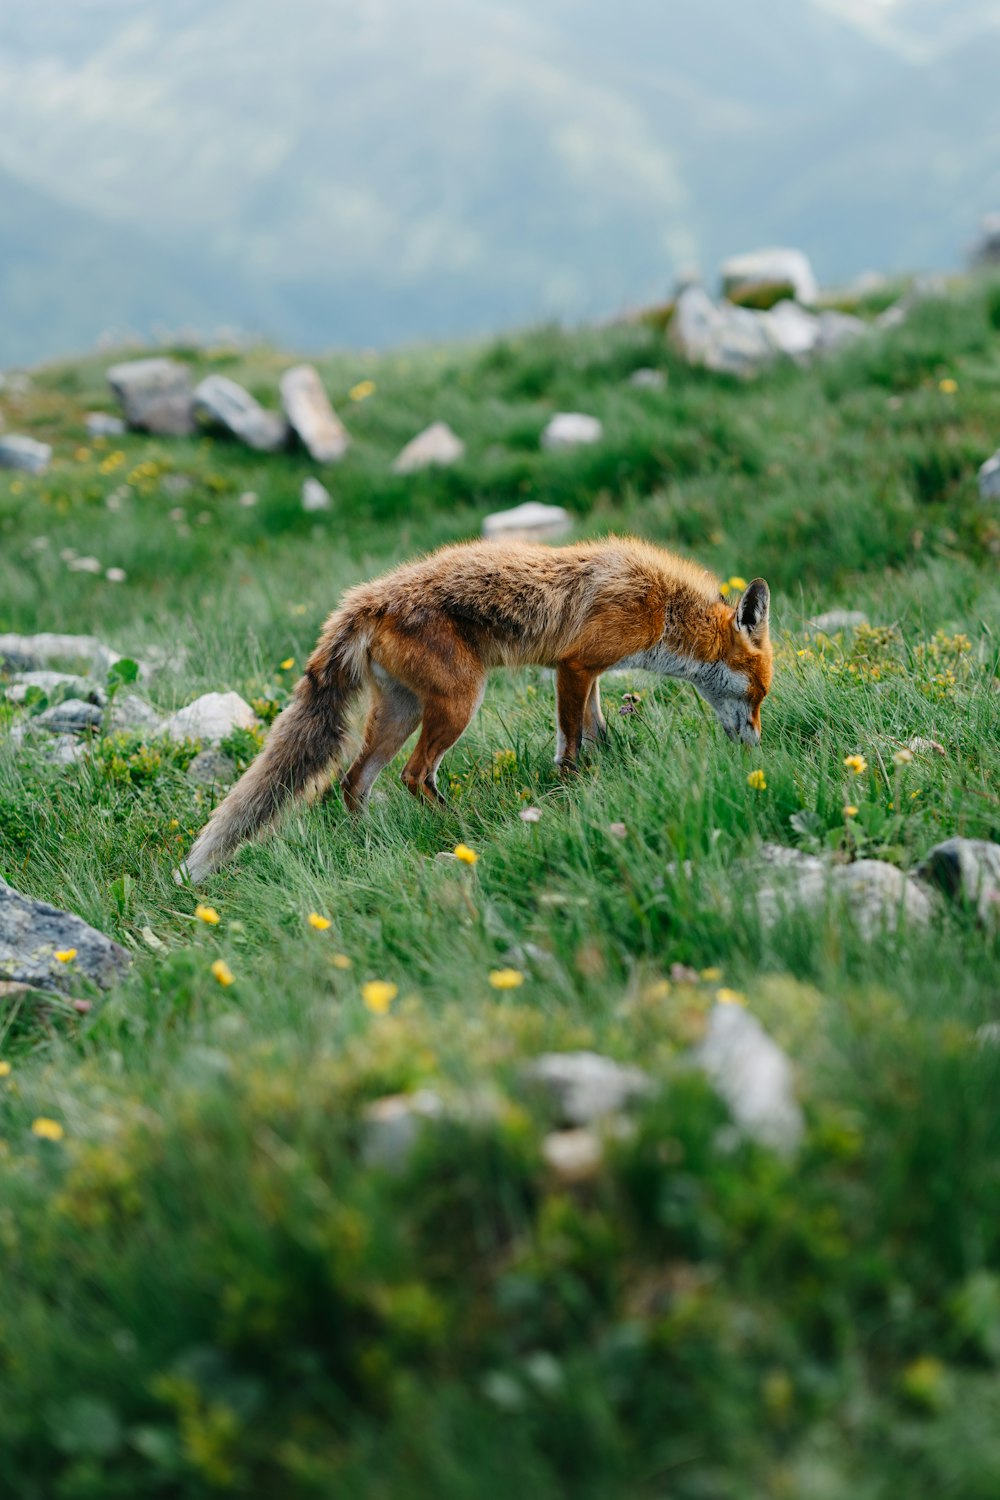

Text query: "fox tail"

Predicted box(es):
[179, 611, 369, 883]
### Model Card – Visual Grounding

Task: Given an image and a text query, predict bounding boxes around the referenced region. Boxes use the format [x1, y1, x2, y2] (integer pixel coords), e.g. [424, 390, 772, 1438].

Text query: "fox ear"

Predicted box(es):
[735, 578, 769, 643]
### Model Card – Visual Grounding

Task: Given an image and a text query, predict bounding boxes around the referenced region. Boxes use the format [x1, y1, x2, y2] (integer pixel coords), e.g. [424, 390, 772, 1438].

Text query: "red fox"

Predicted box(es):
[181, 537, 771, 881]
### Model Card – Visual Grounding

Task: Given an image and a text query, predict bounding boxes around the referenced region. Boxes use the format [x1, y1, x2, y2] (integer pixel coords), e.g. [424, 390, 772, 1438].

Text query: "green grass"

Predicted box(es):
[1, 282, 999, 1499]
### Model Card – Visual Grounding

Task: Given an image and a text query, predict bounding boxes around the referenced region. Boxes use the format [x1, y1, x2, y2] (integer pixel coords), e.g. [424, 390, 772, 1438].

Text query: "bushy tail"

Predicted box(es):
[179, 617, 367, 883]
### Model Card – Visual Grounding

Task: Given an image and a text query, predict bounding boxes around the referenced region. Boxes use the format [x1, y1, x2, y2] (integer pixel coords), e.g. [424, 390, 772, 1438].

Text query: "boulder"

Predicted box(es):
[521, 1051, 651, 1127]
[392, 421, 465, 475]
[187, 748, 237, 786]
[360, 1090, 444, 1170]
[720, 247, 818, 305]
[807, 610, 868, 634]
[84, 412, 126, 438]
[106, 357, 194, 436]
[756, 844, 934, 938]
[917, 838, 1000, 926]
[979, 451, 1000, 501]
[6, 672, 105, 707]
[0, 632, 128, 675]
[969, 213, 1000, 268]
[0, 882, 131, 994]
[482, 501, 572, 543]
[628, 367, 667, 390]
[0, 435, 52, 474]
[35, 700, 103, 735]
[761, 301, 821, 361]
[109, 694, 162, 734]
[301, 477, 332, 512]
[541, 413, 603, 450]
[816, 310, 868, 354]
[163, 691, 257, 745]
[668, 287, 776, 378]
[280, 365, 350, 463]
[193, 375, 287, 452]
[697, 1002, 803, 1155]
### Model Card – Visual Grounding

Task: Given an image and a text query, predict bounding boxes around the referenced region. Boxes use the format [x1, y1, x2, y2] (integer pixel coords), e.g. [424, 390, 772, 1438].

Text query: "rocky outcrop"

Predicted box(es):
[0, 883, 131, 994]
[193, 375, 287, 451]
[106, 357, 194, 436]
[720, 247, 818, 305]
[0, 435, 52, 474]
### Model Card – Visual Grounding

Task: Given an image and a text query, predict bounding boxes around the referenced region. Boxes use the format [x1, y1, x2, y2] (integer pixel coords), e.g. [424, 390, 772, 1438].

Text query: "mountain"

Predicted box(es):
[1, 0, 999, 365]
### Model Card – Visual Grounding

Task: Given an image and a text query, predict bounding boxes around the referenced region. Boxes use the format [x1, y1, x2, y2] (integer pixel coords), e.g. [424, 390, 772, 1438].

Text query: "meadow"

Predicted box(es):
[1, 281, 999, 1498]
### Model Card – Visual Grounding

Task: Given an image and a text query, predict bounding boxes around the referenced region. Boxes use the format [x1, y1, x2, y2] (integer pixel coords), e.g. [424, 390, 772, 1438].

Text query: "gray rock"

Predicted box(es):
[187, 748, 237, 786]
[392, 421, 465, 475]
[6, 672, 105, 707]
[757, 844, 934, 938]
[301, 477, 332, 512]
[816, 310, 868, 354]
[163, 691, 257, 744]
[917, 838, 1000, 926]
[807, 610, 868, 634]
[628, 367, 667, 390]
[360, 1090, 444, 1170]
[0, 882, 131, 994]
[0, 633, 129, 675]
[669, 287, 777, 378]
[46, 739, 87, 768]
[193, 375, 287, 452]
[280, 365, 350, 463]
[109, 694, 162, 734]
[522, 1051, 651, 1126]
[482, 501, 572, 543]
[541, 413, 603, 450]
[106, 357, 194, 436]
[67, 555, 103, 574]
[761, 301, 821, 361]
[721, 247, 818, 306]
[698, 1003, 803, 1155]
[979, 452, 1000, 501]
[0, 435, 52, 474]
[970, 213, 1000, 269]
[35, 699, 103, 735]
[84, 412, 126, 438]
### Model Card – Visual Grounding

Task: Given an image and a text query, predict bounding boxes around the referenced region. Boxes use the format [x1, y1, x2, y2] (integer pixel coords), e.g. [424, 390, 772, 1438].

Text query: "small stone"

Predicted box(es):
[541, 1128, 603, 1183]
[720, 247, 818, 305]
[0, 882, 131, 994]
[0, 435, 52, 474]
[109, 694, 162, 734]
[186, 748, 237, 786]
[193, 375, 287, 452]
[756, 844, 934, 937]
[301, 477, 332, 512]
[360, 1090, 444, 1170]
[917, 838, 1000, 926]
[522, 1051, 651, 1127]
[541, 412, 603, 450]
[238, 491, 258, 507]
[163, 691, 258, 745]
[106, 357, 194, 436]
[628, 367, 667, 390]
[7, 672, 105, 707]
[976, 1022, 1000, 1047]
[698, 1003, 804, 1155]
[35, 699, 103, 735]
[280, 365, 350, 463]
[67, 556, 102, 574]
[608, 822, 628, 839]
[978, 452, 1000, 501]
[85, 412, 126, 438]
[807, 610, 868, 634]
[392, 421, 465, 475]
[482, 501, 572, 543]
[105, 567, 127, 583]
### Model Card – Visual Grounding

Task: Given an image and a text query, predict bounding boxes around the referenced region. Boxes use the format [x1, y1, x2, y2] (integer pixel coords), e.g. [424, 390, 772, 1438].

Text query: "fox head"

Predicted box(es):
[702, 578, 773, 746]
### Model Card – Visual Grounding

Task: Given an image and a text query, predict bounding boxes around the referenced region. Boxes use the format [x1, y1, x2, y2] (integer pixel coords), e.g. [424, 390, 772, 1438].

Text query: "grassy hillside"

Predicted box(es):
[1, 282, 999, 1498]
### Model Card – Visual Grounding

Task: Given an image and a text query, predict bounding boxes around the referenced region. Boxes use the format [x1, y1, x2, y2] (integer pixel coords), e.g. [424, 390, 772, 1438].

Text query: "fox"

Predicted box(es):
[180, 536, 772, 882]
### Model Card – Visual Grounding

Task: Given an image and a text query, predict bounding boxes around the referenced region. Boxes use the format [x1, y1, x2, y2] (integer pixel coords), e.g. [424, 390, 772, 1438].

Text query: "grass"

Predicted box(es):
[1, 281, 999, 1498]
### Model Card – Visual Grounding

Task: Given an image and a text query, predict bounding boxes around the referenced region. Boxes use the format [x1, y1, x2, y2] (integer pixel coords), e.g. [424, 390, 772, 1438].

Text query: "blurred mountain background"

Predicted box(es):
[2, 0, 999, 365]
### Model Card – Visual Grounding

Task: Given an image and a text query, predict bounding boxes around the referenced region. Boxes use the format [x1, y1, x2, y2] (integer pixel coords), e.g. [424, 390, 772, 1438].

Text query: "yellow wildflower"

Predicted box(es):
[747, 769, 767, 790]
[194, 904, 220, 925]
[453, 844, 478, 865]
[700, 967, 723, 982]
[716, 987, 747, 1006]
[211, 959, 235, 987]
[728, 576, 747, 591]
[349, 379, 376, 402]
[362, 980, 397, 1014]
[719, 582, 731, 597]
[844, 805, 859, 818]
[938, 378, 957, 394]
[307, 912, 331, 931]
[843, 754, 868, 775]
[32, 1118, 64, 1142]
[0, 1061, 10, 1078]
[280, 657, 295, 671]
[54, 948, 77, 963]
[488, 968, 524, 990]
[74, 447, 91, 462]
[332, 953, 352, 970]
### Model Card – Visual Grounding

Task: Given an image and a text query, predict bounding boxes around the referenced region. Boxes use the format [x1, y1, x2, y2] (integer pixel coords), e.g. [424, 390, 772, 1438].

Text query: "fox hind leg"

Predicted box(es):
[341, 676, 421, 812]
[400, 682, 485, 806]
[583, 677, 608, 744]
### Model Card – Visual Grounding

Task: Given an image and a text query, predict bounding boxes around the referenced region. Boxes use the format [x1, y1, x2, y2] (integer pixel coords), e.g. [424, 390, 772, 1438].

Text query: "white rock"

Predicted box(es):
[756, 844, 934, 938]
[541, 1128, 604, 1183]
[918, 838, 1000, 926]
[35, 699, 104, 735]
[163, 691, 258, 745]
[522, 1051, 651, 1127]
[85, 412, 126, 438]
[761, 301, 821, 361]
[301, 477, 332, 512]
[105, 567, 127, 584]
[807, 610, 868, 634]
[979, 452, 1000, 501]
[392, 421, 465, 475]
[628, 367, 667, 390]
[541, 413, 603, 450]
[106, 357, 194, 436]
[816, 310, 868, 354]
[109, 694, 162, 734]
[720, 247, 818, 305]
[193, 375, 287, 452]
[0, 633, 128, 675]
[668, 287, 776, 378]
[698, 1003, 804, 1155]
[360, 1090, 444, 1170]
[67, 556, 102, 574]
[0, 435, 52, 474]
[280, 365, 350, 463]
[6, 672, 104, 706]
[482, 501, 572, 543]
[238, 491, 258, 508]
